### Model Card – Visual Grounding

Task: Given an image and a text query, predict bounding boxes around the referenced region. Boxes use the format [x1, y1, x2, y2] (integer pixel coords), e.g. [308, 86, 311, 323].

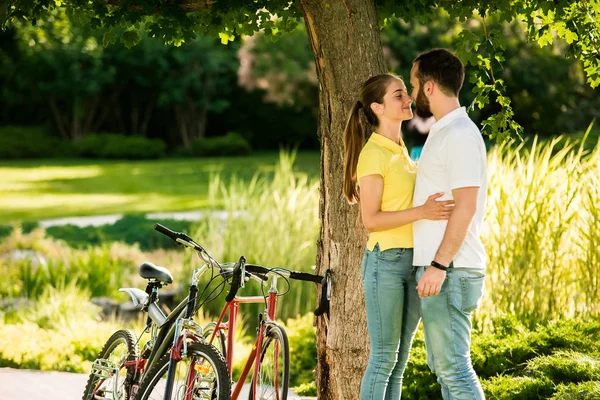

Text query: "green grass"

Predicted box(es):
[0, 152, 320, 223]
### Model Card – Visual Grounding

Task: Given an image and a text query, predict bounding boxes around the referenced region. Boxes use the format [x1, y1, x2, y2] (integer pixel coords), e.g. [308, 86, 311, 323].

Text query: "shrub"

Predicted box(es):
[45, 224, 105, 248]
[45, 214, 194, 251]
[0, 125, 61, 159]
[525, 351, 600, 383]
[286, 314, 317, 387]
[471, 318, 600, 379]
[71, 133, 166, 159]
[550, 381, 600, 400]
[293, 382, 317, 396]
[5, 283, 100, 329]
[189, 132, 251, 157]
[0, 229, 143, 300]
[101, 214, 192, 251]
[0, 225, 12, 240]
[482, 375, 555, 400]
[0, 285, 130, 373]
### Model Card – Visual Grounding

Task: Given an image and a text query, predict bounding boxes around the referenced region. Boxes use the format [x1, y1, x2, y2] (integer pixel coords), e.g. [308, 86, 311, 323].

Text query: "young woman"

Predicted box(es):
[343, 74, 453, 399]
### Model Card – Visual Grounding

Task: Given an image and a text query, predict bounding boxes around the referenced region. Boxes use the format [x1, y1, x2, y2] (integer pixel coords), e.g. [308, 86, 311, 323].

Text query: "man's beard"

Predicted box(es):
[415, 85, 433, 118]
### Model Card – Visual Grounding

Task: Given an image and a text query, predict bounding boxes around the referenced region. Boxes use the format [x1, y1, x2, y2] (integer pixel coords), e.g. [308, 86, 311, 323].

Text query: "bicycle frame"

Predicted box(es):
[92, 223, 329, 400]
[208, 276, 282, 400]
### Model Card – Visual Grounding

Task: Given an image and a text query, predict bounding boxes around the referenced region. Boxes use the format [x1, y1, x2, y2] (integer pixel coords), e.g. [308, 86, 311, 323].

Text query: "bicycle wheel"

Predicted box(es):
[203, 322, 227, 361]
[82, 329, 139, 400]
[249, 325, 289, 400]
[135, 341, 231, 400]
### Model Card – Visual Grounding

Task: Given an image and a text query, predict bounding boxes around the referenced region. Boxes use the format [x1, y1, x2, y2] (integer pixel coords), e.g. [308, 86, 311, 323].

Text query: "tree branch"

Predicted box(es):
[103, 0, 216, 13]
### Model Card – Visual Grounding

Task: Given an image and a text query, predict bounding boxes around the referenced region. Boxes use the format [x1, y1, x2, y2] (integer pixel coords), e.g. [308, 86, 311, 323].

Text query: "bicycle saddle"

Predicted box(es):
[139, 262, 173, 284]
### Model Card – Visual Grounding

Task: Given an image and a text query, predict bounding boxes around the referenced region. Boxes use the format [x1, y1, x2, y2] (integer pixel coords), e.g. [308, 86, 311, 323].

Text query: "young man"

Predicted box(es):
[409, 48, 487, 399]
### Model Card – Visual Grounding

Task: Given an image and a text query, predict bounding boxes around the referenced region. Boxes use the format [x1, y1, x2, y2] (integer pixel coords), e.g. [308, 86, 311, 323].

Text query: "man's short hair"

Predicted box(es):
[414, 49, 465, 97]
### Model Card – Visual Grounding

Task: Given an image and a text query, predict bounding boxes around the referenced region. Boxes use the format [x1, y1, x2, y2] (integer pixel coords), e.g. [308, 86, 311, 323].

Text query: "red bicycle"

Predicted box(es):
[87, 223, 331, 400]
[204, 257, 331, 400]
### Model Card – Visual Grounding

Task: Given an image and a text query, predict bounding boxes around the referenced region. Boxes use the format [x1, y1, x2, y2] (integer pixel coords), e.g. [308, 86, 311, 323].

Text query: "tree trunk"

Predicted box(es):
[296, 1, 387, 399]
[48, 97, 69, 139]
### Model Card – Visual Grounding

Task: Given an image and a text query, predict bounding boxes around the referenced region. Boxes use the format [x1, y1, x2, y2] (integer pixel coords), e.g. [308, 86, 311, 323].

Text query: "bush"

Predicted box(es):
[525, 351, 600, 383]
[71, 133, 166, 159]
[293, 382, 317, 397]
[0, 125, 61, 159]
[188, 132, 251, 157]
[101, 215, 192, 251]
[286, 314, 317, 387]
[0, 229, 143, 300]
[45, 224, 106, 248]
[482, 376, 555, 400]
[550, 381, 600, 400]
[45, 214, 194, 251]
[0, 225, 12, 240]
[0, 285, 129, 373]
[471, 318, 600, 379]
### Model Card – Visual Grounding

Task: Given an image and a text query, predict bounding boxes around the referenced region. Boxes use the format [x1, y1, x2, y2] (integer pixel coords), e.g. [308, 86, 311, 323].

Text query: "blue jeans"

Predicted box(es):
[360, 244, 421, 400]
[416, 266, 486, 400]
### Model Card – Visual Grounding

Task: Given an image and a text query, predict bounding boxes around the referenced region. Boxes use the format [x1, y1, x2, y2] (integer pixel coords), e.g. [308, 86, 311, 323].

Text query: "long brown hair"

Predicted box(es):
[343, 74, 401, 204]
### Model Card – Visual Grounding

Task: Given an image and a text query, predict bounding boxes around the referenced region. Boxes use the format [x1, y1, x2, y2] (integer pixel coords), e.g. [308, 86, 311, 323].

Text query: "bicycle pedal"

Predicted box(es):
[91, 359, 118, 379]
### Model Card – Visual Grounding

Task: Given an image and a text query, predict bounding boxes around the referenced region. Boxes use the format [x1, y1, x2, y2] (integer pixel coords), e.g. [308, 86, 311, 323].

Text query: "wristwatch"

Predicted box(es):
[430, 260, 448, 271]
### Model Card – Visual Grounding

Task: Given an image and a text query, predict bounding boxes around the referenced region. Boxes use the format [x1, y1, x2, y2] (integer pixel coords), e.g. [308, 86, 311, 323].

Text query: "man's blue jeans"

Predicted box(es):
[416, 266, 486, 400]
[360, 244, 421, 400]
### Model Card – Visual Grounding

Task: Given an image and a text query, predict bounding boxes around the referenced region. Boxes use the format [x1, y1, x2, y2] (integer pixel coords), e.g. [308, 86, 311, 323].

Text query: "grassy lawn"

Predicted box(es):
[0, 151, 320, 223]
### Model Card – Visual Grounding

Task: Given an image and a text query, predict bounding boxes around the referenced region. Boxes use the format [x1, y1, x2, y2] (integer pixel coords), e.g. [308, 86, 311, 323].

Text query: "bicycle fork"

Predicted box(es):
[250, 277, 280, 398]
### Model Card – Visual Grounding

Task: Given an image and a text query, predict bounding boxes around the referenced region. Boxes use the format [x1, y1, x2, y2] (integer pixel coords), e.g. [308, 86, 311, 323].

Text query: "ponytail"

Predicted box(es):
[343, 73, 401, 204]
[343, 101, 365, 204]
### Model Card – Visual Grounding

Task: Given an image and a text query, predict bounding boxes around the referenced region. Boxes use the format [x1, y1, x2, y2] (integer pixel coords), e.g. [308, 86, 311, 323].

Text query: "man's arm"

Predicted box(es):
[433, 186, 478, 266]
[416, 187, 479, 298]
[359, 175, 453, 232]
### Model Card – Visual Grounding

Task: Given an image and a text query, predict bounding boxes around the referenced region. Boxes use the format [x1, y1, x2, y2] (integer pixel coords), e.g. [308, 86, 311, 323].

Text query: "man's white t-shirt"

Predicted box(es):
[412, 107, 487, 270]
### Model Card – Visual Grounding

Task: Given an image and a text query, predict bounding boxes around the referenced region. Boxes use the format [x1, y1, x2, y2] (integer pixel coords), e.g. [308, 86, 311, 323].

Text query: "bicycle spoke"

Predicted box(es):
[139, 353, 223, 400]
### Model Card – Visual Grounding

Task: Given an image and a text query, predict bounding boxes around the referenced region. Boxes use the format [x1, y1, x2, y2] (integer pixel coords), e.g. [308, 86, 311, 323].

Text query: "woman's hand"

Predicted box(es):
[420, 193, 454, 220]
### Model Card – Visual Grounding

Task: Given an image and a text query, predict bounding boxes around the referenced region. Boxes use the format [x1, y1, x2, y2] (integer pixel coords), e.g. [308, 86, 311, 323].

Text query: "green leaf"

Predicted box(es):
[121, 30, 141, 49]
[218, 31, 235, 45]
[564, 30, 578, 44]
[103, 30, 117, 48]
[537, 28, 554, 47]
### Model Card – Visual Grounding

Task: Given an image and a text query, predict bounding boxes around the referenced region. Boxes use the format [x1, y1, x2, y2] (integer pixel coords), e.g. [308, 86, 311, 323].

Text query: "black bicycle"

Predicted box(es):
[82, 224, 232, 400]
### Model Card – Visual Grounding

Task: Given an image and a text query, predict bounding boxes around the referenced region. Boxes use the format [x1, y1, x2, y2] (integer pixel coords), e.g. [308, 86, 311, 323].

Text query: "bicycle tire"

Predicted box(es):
[82, 329, 139, 400]
[203, 321, 227, 361]
[135, 341, 231, 400]
[249, 324, 290, 400]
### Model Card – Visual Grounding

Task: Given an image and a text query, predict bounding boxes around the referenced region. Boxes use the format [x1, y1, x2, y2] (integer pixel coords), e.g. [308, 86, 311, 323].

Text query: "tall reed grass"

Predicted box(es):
[481, 135, 600, 327]
[187, 150, 320, 320]
[2, 140, 598, 327]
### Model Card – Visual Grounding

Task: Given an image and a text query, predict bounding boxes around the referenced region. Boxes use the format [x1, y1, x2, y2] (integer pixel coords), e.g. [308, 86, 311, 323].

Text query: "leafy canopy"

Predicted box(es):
[3, 0, 599, 141]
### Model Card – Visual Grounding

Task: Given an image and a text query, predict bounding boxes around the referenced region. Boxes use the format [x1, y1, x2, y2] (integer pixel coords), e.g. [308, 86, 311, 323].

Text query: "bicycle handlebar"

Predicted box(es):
[154, 223, 331, 316]
[225, 256, 246, 302]
[227, 262, 331, 316]
[154, 223, 178, 241]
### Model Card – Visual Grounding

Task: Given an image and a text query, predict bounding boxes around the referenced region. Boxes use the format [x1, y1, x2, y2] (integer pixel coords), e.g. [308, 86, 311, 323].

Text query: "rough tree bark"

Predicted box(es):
[296, 1, 387, 399]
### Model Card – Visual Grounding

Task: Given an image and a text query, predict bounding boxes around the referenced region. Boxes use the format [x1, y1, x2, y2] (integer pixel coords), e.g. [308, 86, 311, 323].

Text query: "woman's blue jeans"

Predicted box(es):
[360, 244, 421, 400]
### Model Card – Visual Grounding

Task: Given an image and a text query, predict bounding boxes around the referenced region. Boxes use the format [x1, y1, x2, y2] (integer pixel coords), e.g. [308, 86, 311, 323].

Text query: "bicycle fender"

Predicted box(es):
[119, 287, 149, 308]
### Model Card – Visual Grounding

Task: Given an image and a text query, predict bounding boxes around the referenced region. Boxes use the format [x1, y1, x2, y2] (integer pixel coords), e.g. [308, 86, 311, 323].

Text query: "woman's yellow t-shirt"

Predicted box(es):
[356, 133, 417, 251]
